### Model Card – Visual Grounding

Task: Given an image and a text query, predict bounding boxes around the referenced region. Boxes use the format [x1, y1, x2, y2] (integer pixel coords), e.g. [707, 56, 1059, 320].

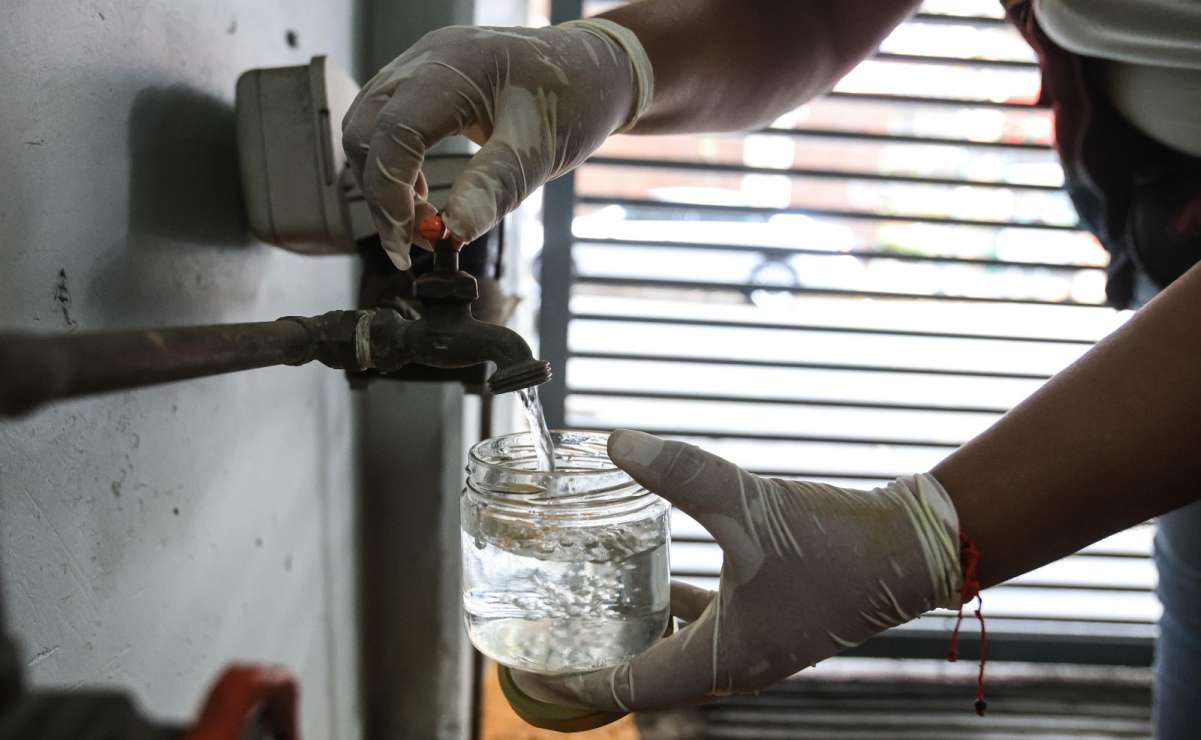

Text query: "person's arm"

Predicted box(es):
[604, 0, 921, 133]
[341, 1, 918, 266]
[510, 260, 1201, 720]
[936, 260, 1201, 586]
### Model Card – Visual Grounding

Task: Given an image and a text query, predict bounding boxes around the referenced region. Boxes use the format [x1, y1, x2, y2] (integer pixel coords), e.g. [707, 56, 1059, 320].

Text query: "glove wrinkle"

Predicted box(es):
[876, 578, 911, 622]
[711, 587, 724, 695]
[609, 665, 630, 713]
[385, 127, 423, 159]
[735, 469, 763, 553]
[826, 630, 857, 650]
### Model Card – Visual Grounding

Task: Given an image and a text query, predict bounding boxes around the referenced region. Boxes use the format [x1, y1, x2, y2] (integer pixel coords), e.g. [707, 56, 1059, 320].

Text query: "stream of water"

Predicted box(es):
[518, 386, 556, 472]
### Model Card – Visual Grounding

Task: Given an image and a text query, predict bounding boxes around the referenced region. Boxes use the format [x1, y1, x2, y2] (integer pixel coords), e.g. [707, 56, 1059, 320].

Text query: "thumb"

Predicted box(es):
[443, 88, 555, 243]
[607, 430, 742, 520]
[609, 430, 767, 581]
[442, 137, 527, 244]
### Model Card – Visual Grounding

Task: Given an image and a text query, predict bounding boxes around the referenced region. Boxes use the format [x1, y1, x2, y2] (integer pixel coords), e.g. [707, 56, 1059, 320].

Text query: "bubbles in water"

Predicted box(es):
[462, 533, 670, 674]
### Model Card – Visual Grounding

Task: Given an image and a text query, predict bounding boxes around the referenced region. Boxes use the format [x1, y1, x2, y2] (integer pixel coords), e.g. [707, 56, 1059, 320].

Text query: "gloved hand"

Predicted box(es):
[341, 19, 654, 269]
[512, 430, 964, 714]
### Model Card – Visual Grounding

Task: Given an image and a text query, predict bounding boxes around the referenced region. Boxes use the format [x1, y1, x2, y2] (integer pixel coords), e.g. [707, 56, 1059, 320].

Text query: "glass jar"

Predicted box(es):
[461, 430, 671, 675]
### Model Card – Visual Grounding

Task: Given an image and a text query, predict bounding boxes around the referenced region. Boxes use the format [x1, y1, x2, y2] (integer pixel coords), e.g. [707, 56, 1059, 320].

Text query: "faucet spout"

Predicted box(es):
[374, 301, 550, 394]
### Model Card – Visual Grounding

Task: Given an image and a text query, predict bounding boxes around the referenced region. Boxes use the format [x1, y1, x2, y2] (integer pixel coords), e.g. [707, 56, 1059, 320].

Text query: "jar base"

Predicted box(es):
[466, 609, 670, 675]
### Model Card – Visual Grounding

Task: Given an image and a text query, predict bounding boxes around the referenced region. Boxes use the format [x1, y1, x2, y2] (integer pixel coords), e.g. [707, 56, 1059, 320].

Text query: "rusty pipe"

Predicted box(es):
[0, 312, 365, 417]
[0, 219, 550, 417]
[0, 305, 548, 417]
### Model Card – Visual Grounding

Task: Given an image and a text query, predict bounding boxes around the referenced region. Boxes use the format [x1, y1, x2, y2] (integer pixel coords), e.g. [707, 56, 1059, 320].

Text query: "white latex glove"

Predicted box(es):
[341, 19, 653, 269]
[513, 430, 963, 712]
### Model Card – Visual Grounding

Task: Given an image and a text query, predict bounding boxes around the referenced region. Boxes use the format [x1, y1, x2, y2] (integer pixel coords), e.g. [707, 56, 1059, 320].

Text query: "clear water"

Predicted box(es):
[462, 535, 670, 674]
[518, 386, 556, 473]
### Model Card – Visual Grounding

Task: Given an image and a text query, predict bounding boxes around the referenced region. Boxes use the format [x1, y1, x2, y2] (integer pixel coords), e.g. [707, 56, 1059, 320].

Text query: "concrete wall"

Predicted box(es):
[0, 1, 362, 736]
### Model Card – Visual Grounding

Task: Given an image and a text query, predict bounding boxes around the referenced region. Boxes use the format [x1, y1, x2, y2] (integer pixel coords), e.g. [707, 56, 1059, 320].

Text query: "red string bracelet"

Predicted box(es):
[947, 531, 988, 716]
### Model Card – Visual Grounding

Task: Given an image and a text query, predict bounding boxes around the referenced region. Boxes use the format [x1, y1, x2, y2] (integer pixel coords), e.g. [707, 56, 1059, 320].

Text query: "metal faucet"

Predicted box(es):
[0, 217, 550, 417]
[377, 215, 551, 395]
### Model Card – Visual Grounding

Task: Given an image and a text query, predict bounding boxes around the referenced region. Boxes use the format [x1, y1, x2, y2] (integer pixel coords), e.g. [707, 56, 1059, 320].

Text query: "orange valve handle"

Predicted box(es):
[418, 213, 465, 248]
[418, 214, 448, 242]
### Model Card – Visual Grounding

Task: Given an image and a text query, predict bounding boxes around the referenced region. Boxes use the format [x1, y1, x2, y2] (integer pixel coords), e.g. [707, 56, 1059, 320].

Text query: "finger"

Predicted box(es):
[411, 171, 435, 252]
[414, 169, 429, 201]
[607, 430, 743, 522]
[342, 32, 466, 185]
[671, 581, 716, 623]
[513, 602, 724, 712]
[609, 430, 770, 580]
[444, 88, 554, 244]
[342, 69, 399, 197]
[342, 84, 385, 181]
[349, 71, 477, 267]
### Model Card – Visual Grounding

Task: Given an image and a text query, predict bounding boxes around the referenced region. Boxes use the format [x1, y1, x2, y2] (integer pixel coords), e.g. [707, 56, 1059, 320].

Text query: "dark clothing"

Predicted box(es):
[1003, 0, 1201, 309]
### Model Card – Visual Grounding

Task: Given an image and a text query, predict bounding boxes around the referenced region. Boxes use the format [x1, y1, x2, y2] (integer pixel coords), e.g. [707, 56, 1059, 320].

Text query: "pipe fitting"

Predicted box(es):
[278, 310, 370, 370]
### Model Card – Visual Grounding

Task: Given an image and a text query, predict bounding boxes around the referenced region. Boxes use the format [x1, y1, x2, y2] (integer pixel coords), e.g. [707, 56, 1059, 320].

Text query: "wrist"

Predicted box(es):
[557, 18, 654, 132]
[893, 473, 963, 610]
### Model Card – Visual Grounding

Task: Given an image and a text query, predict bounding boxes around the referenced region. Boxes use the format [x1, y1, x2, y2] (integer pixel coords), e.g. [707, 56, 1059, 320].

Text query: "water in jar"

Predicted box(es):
[463, 534, 669, 674]
[461, 430, 671, 675]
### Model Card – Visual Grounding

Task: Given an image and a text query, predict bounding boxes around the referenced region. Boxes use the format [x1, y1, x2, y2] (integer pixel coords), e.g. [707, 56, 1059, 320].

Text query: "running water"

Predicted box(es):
[518, 386, 556, 472]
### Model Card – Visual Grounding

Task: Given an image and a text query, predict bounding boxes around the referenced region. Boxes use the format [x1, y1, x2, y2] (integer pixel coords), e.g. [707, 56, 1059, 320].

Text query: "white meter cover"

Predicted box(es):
[236, 55, 369, 254]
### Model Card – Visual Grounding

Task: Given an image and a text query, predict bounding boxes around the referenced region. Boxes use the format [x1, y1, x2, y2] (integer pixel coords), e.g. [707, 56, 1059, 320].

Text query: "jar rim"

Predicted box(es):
[468, 430, 620, 478]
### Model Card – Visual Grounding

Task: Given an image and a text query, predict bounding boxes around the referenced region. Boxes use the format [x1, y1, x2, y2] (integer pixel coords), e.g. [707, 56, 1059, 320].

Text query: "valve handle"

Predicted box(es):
[418, 213, 464, 249]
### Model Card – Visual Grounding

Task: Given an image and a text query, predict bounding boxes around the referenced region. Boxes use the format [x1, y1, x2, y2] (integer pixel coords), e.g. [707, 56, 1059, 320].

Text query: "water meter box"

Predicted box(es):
[461, 431, 671, 675]
[236, 55, 370, 253]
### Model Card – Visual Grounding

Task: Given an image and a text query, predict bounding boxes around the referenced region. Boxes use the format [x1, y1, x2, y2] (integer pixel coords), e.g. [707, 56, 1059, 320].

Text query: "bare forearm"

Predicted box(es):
[933, 262, 1201, 587]
[600, 0, 920, 133]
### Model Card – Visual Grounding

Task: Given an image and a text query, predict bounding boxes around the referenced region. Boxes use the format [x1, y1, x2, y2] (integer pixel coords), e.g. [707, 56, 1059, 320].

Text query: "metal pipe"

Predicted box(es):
[1, 300, 550, 416]
[0, 223, 550, 417]
[0, 318, 320, 417]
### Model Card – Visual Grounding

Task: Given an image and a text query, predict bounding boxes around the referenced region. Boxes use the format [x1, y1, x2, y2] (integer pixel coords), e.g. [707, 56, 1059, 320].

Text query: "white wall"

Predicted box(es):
[0, 1, 361, 736]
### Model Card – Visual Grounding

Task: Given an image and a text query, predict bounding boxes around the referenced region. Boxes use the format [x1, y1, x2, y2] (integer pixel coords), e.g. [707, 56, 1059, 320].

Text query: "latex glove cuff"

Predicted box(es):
[559, 18, 655, 132]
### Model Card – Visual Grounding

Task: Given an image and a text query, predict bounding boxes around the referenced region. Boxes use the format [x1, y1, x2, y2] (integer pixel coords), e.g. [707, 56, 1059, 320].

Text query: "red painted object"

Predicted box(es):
[418, 213, 465, 248]
[185, 664, 300, 740]
[418, 214, 449, 242]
